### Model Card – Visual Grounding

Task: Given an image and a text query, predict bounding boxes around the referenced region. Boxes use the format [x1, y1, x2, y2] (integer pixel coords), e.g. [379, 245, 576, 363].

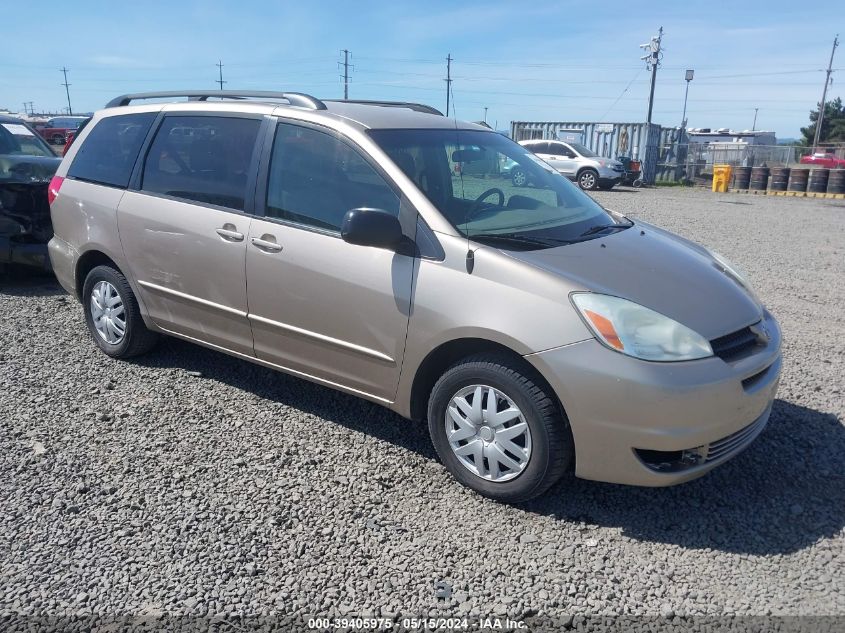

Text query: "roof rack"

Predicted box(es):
[105, 91, 327, 110]
[325, 99, 443, 116]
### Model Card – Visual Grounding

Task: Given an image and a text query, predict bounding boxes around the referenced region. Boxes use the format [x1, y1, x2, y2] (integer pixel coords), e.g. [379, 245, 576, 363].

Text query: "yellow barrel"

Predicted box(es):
[712, 164, 732, 193]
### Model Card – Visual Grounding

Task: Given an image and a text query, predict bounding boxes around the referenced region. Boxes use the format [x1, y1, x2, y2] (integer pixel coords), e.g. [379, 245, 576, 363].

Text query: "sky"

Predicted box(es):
[3, 1, 843, 139]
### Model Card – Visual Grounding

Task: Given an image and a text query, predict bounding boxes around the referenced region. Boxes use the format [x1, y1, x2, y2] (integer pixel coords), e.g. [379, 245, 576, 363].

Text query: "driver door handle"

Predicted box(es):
[251, 237, 283, 253]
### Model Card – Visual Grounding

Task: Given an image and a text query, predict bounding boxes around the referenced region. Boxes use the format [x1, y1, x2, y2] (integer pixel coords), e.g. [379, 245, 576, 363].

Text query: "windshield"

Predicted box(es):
[0, 122, 56, 158]
[368, 128, 624, 250]
[569, 142, 598, 158]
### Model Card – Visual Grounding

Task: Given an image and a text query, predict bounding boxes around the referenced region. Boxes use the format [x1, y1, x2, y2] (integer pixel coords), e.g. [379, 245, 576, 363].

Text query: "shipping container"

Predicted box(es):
[510, 121, 676, 184]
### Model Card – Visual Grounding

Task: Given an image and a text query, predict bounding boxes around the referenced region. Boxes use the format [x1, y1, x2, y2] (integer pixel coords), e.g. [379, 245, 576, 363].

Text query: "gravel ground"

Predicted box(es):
[1, 187, 843, 630]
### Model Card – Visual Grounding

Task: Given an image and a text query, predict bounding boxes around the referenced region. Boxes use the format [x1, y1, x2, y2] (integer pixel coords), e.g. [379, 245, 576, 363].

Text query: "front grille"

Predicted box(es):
[705, 411, 769, 463]
[741, 364, 772, 391]
[635, 407, 771, 473]
[710, 325, 759, 361]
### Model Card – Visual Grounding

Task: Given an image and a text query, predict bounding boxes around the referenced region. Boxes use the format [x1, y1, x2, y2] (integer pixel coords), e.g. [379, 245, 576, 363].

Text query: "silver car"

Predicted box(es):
[520, 139, 625, 190]
[47, 91, 781, 503]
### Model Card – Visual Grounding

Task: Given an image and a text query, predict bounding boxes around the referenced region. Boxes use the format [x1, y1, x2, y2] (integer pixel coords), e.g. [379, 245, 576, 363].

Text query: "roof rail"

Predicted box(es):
[105, 91, 327, 110]
[325, 99, 443, 116]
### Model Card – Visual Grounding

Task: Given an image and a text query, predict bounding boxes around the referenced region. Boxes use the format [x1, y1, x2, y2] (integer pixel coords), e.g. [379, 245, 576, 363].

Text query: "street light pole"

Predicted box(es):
[680, 69, 694, 131]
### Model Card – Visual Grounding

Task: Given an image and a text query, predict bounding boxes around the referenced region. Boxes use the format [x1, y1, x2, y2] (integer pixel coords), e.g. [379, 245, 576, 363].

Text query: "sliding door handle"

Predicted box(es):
[216, 227, 244, 242]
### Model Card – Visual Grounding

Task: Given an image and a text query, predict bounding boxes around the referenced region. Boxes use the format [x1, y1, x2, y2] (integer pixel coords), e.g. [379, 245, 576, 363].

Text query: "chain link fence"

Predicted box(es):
[654, 143, 845, 184]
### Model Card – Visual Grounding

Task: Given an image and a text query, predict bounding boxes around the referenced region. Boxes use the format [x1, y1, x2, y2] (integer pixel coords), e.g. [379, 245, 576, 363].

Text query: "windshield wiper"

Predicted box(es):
[471, 233, 572, 249]
[578, 221, 632, 237]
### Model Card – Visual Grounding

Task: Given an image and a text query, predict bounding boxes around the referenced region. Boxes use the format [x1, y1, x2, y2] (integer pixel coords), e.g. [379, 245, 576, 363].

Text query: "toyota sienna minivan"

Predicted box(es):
[48, 91, 781, 502]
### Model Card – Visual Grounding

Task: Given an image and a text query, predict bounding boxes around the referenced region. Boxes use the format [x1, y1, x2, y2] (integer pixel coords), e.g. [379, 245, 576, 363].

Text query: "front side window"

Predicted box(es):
[142, 116, 261, 210]
[265, 123, 399, 232]
[68, 113, 156, 188]
[568, 142, 598, 158]
[369, 129, 624, 251]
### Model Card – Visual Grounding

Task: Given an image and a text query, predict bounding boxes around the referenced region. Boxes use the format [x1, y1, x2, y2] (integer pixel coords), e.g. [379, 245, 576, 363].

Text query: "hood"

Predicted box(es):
[503, 221, 763, 341]
[0, 154, 62, 184]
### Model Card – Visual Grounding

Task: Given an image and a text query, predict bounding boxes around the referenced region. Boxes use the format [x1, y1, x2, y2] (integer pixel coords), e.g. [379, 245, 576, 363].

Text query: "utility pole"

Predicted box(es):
[680, 69, 694, 131]
[813, 34, 839, 150]
[60, 67, 72, 115]
[445, 54, 452, 117]
[216, 60, 226, 90]
[639, 27, 663, 124]
[340, 49, 351, 100]
[752, 108, 759, 131]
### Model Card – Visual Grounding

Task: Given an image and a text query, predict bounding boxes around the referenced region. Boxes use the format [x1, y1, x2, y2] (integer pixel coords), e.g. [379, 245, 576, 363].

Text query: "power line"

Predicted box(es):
[60, 67, 72, 114]
[813, 34, 839, 149]
[216, 60, 226, 90]
[598, 69, 643, 121]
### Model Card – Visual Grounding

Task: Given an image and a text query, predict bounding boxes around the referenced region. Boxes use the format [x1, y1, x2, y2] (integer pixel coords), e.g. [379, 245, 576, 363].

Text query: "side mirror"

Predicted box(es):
[341, 208, 405, 251]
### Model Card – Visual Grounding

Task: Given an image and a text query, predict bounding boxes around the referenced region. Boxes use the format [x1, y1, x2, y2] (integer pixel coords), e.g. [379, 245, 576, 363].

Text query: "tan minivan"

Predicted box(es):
[48, 91, 781, 502]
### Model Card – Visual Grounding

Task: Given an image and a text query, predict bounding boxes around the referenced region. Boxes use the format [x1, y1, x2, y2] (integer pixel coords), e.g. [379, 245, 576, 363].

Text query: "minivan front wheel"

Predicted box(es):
[428, 354, 572, 502]
[578, 169, 599, 190]
[83, 265, 159, 358]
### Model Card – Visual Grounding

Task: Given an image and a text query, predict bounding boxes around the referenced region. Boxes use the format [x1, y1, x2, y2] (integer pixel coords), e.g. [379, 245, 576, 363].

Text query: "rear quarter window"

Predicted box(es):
[67, 113, 156, 188]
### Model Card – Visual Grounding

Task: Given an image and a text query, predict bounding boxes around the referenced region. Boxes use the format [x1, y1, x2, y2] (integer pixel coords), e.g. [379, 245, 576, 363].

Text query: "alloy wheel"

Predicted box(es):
[445, 385, 532, 482]
[579, 171, 597, 190]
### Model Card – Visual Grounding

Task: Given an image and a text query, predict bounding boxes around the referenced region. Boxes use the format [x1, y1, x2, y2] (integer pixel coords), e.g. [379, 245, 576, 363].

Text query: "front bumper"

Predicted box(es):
[0, 235, 51, 270]
[526, 309, 781, 486]
[598, 176, 623, 188]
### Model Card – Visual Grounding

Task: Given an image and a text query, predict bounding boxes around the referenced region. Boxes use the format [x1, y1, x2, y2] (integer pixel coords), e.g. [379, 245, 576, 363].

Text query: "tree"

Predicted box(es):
[801, 97, 845, 146]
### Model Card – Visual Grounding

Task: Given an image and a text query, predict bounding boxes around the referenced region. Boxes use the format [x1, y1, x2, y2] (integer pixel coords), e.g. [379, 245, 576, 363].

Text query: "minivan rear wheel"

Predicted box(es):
[83, 265, 158, 358]
[427, 354, 572, 503]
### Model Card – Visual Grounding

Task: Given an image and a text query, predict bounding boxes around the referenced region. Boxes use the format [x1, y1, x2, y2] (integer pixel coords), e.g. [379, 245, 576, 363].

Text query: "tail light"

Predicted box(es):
[48, 176, 64, 205]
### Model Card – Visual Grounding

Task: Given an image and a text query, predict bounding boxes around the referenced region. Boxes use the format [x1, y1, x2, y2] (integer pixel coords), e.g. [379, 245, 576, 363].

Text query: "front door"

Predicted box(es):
[118, 113, 263, 355]
[549, 142, 578, 177]
[245, 121, 414, 402]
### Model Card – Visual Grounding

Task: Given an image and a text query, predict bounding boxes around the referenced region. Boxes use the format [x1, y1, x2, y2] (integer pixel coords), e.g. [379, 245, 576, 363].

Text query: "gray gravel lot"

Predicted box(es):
[1, 187, 843, 628]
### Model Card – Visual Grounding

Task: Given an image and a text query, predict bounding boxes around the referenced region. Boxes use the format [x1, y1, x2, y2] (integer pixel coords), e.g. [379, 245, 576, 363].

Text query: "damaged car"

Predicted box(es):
[0, 115, 61, 271]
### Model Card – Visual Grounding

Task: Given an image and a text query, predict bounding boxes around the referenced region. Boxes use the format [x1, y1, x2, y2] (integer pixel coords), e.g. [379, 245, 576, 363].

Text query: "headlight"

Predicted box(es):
[571, 293, 713, 362]
[708, 250, 762, 306]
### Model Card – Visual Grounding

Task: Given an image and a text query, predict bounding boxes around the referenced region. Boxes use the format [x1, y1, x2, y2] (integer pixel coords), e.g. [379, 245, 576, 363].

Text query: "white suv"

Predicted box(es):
[520, 140, 625, 191]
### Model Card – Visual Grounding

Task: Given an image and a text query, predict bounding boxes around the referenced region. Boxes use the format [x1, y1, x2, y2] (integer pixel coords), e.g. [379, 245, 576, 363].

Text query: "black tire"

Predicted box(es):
[427, 354, 573, 503]
[511, 167, 528, 187]
[82, 265, 159, 358]
[577, 168, 600, 191]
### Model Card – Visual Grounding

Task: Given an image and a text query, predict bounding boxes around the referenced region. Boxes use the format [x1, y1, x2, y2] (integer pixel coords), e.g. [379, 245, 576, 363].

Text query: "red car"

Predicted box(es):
[35, 116, 88, 145]
[800, 152, 845, 169]
[62, 118, 91, 155]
